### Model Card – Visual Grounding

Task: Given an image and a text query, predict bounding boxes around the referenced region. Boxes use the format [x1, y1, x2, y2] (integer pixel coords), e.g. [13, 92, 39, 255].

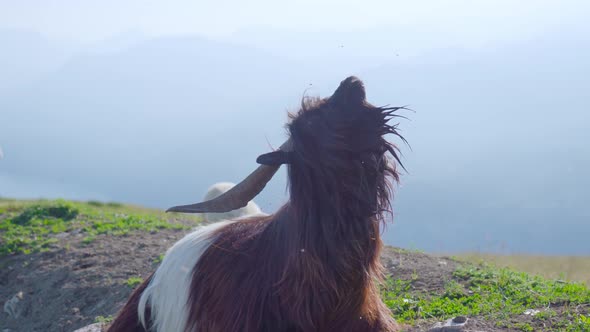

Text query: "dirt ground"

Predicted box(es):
[0, 227, 181, 332]
[0, 223, 576, 332]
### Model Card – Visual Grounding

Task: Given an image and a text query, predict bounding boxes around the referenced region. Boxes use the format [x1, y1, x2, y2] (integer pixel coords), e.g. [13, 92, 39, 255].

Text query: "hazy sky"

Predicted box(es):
[2, 0, 589, 46]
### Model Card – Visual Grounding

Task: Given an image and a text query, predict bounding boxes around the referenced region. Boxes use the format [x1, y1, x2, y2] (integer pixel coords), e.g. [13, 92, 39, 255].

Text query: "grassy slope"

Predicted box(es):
[457, 253, 590, 286]
[382, 260, 590, 331]
[0, 198, 199, 255]
[1, 199, 589, 331]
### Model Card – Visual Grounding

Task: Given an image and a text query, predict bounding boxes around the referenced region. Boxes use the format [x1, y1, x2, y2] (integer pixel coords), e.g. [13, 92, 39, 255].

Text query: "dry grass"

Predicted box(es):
[456, 253, 590, 286]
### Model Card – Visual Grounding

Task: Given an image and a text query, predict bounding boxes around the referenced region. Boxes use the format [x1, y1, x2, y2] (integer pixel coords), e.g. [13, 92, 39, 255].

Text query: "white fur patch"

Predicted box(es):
[138, 220, 234, 332]
[138, 180, 267, 331]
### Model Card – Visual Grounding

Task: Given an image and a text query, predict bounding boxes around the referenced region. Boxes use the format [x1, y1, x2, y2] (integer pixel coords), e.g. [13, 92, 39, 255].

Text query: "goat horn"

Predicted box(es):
[166, 138, 293, 213]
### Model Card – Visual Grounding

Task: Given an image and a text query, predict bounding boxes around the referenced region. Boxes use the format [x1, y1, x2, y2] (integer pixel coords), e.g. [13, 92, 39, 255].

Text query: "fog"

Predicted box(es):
[1, 2, 589, 254]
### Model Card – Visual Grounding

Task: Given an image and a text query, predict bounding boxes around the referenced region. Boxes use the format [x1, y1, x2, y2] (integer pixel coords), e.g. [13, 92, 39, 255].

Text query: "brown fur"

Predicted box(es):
[187, 77, 405, 331]
[107, 273, 153, 332]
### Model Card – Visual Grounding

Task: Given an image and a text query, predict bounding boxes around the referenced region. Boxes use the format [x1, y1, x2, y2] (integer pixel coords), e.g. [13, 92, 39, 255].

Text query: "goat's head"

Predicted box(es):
[167, 76, 405, 217]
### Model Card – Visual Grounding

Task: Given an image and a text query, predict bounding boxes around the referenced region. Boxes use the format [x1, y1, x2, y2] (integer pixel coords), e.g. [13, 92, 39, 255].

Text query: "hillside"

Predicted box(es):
[458, 254, 590, 287]
[1, 199, 589, 331]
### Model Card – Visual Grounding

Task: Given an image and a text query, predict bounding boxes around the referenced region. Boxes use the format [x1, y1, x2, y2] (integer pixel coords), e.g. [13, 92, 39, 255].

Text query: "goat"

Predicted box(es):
[201, 182, 264, 222]
[108, 76, 406, 332]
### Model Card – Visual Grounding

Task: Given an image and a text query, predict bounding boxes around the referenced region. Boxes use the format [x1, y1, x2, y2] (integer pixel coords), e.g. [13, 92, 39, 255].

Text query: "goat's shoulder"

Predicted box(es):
[210, 214, 275, 252]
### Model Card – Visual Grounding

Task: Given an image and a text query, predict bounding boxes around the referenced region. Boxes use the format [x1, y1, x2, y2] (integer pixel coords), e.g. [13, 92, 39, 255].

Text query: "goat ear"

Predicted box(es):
[329, 76, 366, 106]
[256, 151, 293, 165]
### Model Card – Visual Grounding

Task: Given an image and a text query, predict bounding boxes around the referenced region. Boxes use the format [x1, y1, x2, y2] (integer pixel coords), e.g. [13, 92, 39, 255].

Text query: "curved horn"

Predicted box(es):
[166, 139, 293, 213]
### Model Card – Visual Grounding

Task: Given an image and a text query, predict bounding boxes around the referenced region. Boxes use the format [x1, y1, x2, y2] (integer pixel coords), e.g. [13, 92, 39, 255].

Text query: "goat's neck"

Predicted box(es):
[281, 197, 381, 262]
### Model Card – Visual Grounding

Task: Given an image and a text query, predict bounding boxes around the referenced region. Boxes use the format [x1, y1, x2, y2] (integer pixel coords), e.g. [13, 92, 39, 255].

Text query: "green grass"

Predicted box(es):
[94, 315, 114, 324]
[0, 199, 200, 255]
[382, 263, 590, 331]
[457, 253, 590, 286]
[82, 235, 96, 245]
[125, 276, 143, 288]
[153, 253, 165, 264]
[11, 202, 79, 225]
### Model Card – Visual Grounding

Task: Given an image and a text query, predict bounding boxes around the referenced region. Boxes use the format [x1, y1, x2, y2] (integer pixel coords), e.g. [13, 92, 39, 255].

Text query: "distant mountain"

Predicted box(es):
[1, 35, 317, 211]
[0, 30, 74, 96]
[84, 30, 150, 55]
[360, 30, 590, 254]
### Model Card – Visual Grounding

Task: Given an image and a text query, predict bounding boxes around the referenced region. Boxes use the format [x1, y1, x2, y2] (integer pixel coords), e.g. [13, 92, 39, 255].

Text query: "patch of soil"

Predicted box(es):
[0, 227, 186, 332]
[381, 247, 459, 294]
